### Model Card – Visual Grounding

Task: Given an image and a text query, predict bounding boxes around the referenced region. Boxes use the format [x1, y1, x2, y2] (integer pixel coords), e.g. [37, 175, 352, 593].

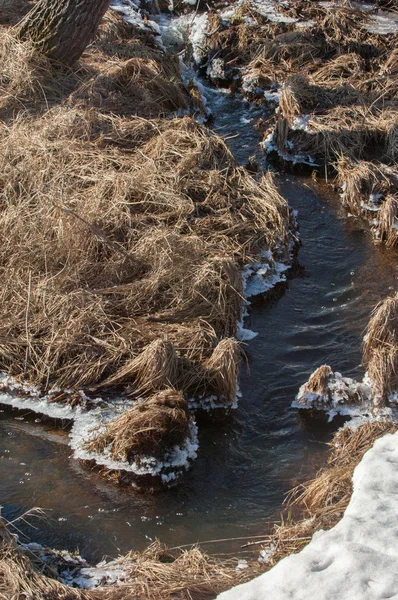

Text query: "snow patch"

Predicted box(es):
[218, 429, 398, 600]
[111, 0, 161, 35]
[189, 13, 209, 65]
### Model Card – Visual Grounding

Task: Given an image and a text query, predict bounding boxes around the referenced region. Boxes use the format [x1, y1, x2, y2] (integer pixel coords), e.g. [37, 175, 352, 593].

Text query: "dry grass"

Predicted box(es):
[0, 511, 88, 600]
[363, 292, 398, 403]
[0, 513, 259, 600]
[335, 158, 398, 246]
[98, 340, 180, 395]
[302, 364, 332, 396]
[0, 11, 191, 120]
[336, 157, 395, 213]
[0, 7, 290, 402]
[95, 540, 258, 600]
[377, 194, 398, 248]
[203, 338, 241, 401]
[0, 109, 288, 396]
[85, 388, 190, 461]
[276, 93, 397, 162]
[279, 74, 365, 121]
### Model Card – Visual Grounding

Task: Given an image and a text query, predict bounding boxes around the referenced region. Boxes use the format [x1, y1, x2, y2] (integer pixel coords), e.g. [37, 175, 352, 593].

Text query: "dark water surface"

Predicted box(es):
[1, 92, 397, 564]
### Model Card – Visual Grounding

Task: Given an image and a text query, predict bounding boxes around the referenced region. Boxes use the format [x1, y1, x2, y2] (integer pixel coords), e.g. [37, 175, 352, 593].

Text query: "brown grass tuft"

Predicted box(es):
[302, 364, 332, 395]
[336, 157, 395, 214]
[0, 511, 88, 600]
[203, 337, 241, 401]
[99, 340, 180, 396]
[363, 292, 398, 403]
[377, 194, 398, 248]
[97, 540, 257, 600]
[85, 388, 190, 462]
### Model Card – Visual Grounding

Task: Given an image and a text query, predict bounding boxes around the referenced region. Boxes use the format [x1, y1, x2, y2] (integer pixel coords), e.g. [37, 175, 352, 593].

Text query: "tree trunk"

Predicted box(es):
[16, 0, 111, 65]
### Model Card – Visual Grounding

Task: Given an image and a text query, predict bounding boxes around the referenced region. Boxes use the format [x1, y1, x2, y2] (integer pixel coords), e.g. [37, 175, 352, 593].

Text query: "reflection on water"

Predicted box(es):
[1, 93, 397, 563]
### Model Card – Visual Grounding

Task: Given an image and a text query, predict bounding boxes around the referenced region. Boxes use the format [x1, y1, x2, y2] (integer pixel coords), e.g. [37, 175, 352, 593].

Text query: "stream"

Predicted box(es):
[1, 15, 398, 565]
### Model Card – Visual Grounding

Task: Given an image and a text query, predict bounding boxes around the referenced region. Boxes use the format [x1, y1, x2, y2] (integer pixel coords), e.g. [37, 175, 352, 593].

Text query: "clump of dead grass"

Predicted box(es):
[94, 540, 258, 600]
[335, 157, 398, 246]
[275, 102, 398, 166]
[336, 157, 394, 213]
[377, 194, 398, 248]
[0, 11, 191, 120]
[302, 364, 332, 396]
[279, 74, 364, 121]
[0, 106, 289, 396]
[203, 338, 241, 401]
[312, 53, 366, 87]
[85, 388, 190, 462]
[363, 292, 398, 403]
[0, 29, 78, 119]
[98, 340, 180, 395]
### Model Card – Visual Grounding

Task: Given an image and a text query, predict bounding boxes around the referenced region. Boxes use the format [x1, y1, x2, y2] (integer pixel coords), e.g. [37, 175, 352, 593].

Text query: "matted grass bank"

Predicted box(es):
[0, 5, 293, 483]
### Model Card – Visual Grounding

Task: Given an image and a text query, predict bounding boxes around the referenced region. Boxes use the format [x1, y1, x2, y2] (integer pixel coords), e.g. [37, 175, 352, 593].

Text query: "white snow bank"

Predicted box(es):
[218, 429, 398, 600]
[111, 0, 161, 35]
[189, 13, 209, 64]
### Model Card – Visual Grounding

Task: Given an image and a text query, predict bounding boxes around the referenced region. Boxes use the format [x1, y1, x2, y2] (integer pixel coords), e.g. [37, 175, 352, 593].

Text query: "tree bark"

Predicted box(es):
[16, 0, 111, 65]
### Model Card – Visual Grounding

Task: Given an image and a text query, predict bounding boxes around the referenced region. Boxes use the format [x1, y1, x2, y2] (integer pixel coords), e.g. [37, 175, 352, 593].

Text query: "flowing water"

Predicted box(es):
[1, 42, 398, 565]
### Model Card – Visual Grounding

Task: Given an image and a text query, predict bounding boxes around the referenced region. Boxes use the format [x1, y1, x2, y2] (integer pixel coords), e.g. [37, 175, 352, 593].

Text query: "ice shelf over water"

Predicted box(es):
[217, 429, 398, 600]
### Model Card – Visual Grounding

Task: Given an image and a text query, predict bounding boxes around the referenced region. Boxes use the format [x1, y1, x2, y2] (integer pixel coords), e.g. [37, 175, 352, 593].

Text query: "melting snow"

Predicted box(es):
[218, 429, 398, 600]
[111, 0, 161, 35]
